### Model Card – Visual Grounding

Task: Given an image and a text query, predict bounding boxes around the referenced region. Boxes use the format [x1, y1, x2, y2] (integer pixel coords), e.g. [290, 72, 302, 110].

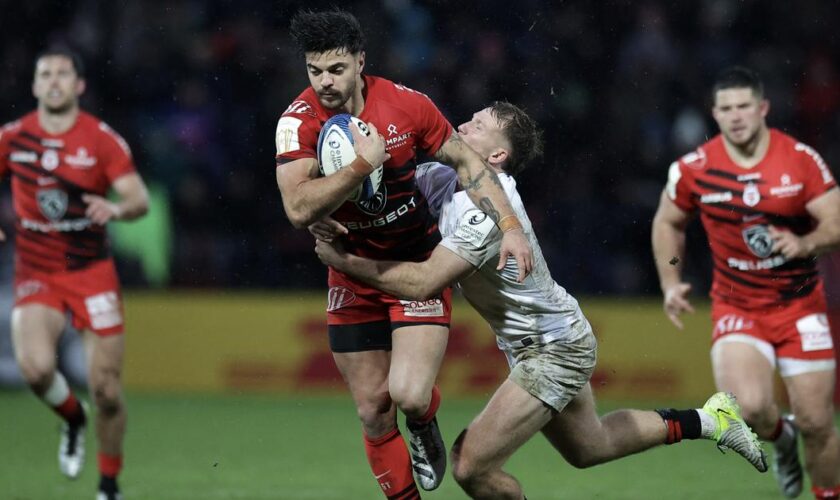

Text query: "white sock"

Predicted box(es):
[696, 408, 718, 439]
[43, 372, 70, 406]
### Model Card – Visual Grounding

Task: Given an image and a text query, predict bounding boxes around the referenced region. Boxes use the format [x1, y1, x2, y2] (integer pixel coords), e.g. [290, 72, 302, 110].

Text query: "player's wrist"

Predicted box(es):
[497, 215, 523, 233]
[348, 156, 374, 177]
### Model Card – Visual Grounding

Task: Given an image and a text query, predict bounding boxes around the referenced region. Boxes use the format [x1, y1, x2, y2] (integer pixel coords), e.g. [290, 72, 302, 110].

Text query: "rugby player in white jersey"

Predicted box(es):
[313, 101, 768, 498]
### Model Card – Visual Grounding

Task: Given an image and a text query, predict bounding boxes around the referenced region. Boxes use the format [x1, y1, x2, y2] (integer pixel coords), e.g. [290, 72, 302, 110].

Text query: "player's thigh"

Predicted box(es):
[711, 337, 776, 408]
[333, 349, 392, 407]
[783, 368, 837, 434]
[389, 324, 448, 394]
[11, 303, 66, 372]
[540, 383, 601, 457]
[83, 331, 125, 383]
[454, 379, 552, 474]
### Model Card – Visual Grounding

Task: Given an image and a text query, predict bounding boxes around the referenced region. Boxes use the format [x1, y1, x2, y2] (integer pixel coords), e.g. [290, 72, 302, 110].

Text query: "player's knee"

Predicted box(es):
[18, 357, 55, 392]
[355, 391, 392, 429]
[795, 409, 835, 441]
[91, 375, 122, 416]
[563, 448, 599, 469]
[389, 384, 429, 418]
[736, 398, 773, 428]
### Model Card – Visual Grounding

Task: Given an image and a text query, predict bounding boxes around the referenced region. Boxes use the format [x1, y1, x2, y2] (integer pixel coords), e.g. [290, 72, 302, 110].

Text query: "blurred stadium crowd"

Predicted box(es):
[0, 0, 838, 295]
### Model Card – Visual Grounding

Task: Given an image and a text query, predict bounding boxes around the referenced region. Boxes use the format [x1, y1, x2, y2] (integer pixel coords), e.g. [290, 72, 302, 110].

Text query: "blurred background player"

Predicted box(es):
[652, 66, 840, 499]
[274, 8, 533, 497]
[314, 101, 767, 499]
[0, 48, 149, 500]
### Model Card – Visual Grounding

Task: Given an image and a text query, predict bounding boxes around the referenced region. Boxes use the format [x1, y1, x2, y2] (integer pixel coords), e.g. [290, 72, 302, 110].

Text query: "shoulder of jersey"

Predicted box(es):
[281, 88, 322, 120]
[370, 75, 431, 102]
[676, 144, 709, 171]
[87, 113, 132, 156]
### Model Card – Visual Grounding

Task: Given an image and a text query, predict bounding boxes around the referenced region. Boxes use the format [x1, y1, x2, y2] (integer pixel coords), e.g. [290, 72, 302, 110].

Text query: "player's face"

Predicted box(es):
[305, 49, 364, 110]
[457, 108, 509, 165]
[712, 88, 768, 147]
[32, 56, 85, 113]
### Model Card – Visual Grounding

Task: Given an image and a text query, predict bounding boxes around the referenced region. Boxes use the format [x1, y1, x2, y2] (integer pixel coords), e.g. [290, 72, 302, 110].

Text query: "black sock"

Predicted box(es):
[99, 475, 119, 494]
[655, 408, 701, 443]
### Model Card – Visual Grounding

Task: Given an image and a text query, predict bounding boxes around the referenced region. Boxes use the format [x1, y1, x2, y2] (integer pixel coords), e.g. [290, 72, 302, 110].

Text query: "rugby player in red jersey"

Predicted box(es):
[0, 48, 149, 500]
[653, 66, 840, 499]
[275, 9, 532, 498]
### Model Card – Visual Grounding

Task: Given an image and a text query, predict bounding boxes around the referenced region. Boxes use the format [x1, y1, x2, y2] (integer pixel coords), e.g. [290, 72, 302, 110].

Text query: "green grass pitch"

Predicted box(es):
[0, 390, 812, 499]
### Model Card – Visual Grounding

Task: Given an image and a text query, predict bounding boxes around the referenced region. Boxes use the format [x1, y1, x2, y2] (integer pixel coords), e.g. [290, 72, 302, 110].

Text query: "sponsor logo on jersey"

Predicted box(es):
[36, 188, 68, 221]
[737, 172, 761, 182]
[769, 174, 803, 198]
[327, 287, 356, 311]
[457, 208, 496, 248]
[275, 116, 302, 155]
[85, 291, 123, 330]
[399, 298, 444, 317]
[384, 130, 412, 151]
[742, 224, 774, 258]
[15, 279, 47, 299]
[344, 195, 414, 231]
[65, 147, 97, 168]
[742, 182, 760, 207]
[468, 212, 487, 225]
[21, 218, 92, 232]
[797, 313, 833, 351]
[727, 255, 786, 271]
[10, 151, 37, 163]
[41, 149, 59, 171]
[714, 314, 754, 336]
[41, 138, 64, 148]
[680, 148, 707, 170]
[700, 191, 733, 204]
[387, 124, 398, 136]
[284, 100, 315, 116]
[355, 183, 388, 215]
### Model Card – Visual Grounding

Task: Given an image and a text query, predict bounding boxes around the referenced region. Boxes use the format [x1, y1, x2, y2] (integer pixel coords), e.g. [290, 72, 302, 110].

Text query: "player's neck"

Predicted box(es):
[37, 105, 80, 135]
[344, 76, 366, 116]
[722, 126, 770, 169]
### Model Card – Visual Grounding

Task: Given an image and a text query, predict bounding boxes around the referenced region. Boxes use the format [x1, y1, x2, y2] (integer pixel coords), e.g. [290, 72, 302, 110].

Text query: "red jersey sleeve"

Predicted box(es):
[0, 120, 20, 179]
[665, 149, 704, 213]
[98, 122, 136, 182]
[793, 141, 837, 201]
[275, 99, 321, 165]
[398, 85, 452, 156]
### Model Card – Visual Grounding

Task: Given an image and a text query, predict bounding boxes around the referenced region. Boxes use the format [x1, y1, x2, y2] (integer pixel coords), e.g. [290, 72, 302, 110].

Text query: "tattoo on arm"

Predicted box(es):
[478, 198, 500, 223]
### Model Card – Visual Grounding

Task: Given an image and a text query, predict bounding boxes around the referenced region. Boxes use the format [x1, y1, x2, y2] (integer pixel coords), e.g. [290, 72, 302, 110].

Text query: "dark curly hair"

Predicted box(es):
[290, 8, 365, 55]
[712, 66, 764, 102]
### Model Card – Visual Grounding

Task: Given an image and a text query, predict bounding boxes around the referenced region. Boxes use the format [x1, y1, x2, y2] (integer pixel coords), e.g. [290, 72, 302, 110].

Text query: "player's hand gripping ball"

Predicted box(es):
[317, 114, 384, 202]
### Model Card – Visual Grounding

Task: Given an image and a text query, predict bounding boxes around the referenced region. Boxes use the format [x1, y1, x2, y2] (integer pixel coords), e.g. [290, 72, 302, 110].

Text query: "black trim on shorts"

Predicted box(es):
[329, 321, 392, 353]
[391, 321, 450, 331]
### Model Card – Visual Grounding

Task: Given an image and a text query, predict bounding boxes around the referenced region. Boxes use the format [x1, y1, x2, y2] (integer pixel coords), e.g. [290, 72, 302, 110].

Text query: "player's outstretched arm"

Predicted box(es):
[434, 132, 533, 282]
[652, 190, 695, 329]
[83, 173, 149, 225]
[315, 240, 472, 300]
[769, 187, 840, 259]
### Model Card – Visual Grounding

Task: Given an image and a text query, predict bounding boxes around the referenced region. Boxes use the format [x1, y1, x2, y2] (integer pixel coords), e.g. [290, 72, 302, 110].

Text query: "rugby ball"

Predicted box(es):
[317, 114, 384, 202]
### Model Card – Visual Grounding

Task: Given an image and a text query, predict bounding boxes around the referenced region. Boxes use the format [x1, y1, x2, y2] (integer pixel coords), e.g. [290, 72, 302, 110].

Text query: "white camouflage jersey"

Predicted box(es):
[416, 162, 589, 349]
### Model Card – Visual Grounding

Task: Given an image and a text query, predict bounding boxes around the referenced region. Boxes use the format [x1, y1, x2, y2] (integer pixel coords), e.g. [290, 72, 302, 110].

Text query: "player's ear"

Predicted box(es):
[759, 98, 770, 118]
[76, 78, 86, 97]
[356, 51, 365, 74]
[488, 148, 508, 168]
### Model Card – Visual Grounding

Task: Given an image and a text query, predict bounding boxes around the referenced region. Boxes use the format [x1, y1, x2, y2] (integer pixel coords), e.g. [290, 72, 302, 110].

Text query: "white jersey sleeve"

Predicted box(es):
[416, 162, 458, 218]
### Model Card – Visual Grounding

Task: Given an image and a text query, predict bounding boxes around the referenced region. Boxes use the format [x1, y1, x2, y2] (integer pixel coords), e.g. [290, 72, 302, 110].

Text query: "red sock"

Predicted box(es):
[769, 418, 784, 441]
[411, 386, 441, 426]
[813, 486, 840, 499]
[98, 453, 123, 478]
[52, 393, 84, 426]
[363, 428, 420, 499]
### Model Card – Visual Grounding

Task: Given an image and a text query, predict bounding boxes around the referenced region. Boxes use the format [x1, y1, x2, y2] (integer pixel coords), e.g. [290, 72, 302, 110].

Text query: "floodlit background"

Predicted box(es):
[1, 1, 839, 498]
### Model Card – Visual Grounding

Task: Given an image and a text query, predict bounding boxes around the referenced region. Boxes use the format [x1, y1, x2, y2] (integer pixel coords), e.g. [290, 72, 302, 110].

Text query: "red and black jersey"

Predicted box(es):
[0, 111, 136, 273]
[275, 75, 453, 262]
[667, 129, 837, 309]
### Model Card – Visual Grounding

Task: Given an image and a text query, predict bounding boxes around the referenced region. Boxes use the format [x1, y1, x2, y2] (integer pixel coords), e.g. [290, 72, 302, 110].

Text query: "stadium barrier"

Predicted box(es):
[123, 292, 735, 402]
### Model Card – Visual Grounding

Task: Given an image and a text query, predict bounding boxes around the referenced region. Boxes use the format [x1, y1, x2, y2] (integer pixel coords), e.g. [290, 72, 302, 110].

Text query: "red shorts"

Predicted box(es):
[326, 268, 451, 352]
[711, 288, 834, 368]
[14, 259, 125, 336]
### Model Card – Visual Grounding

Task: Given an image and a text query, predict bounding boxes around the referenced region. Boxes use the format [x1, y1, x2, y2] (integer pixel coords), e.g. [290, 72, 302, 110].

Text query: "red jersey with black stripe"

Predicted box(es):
[0, 111, 136, 273]
[275, 75, 452, 261]
[667, 129, 837, 308]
